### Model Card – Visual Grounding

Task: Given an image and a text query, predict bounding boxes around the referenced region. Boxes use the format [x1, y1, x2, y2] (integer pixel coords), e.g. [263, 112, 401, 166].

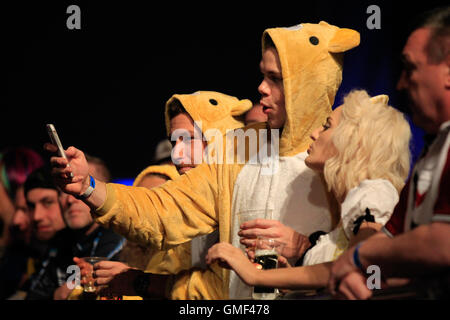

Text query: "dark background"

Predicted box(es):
[3, 0, 448, 182]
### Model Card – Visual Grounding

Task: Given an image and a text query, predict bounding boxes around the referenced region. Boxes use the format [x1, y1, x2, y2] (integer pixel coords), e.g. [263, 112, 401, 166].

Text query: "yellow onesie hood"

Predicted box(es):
[164, 91, 252, 137]
[263, 21, 360, 156]
[133, 164, 180, 187]
[136, 91, 252, 186]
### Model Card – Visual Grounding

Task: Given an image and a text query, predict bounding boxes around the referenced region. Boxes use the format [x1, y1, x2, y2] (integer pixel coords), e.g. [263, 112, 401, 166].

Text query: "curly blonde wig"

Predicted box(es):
[323, 90, 412, 202]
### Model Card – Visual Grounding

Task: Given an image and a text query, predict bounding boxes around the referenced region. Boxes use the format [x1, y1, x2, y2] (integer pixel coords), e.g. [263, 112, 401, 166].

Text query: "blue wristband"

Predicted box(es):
[89, 175, 96, 188]
[76, 175, 95, 199]
[353, 242, 365, 272]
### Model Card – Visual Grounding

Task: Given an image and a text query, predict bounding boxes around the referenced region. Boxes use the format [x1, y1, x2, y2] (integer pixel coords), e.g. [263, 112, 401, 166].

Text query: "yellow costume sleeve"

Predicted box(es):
[94, 161, 219, 250]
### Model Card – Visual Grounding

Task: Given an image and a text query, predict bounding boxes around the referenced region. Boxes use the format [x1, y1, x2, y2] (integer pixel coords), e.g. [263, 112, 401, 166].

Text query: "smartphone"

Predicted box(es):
[46, 124, 73, 177]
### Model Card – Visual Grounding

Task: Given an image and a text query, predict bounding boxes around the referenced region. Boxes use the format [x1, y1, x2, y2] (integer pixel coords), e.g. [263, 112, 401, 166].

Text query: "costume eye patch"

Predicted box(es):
[209, 99, 218, 106]
[309, 36, 319, 45]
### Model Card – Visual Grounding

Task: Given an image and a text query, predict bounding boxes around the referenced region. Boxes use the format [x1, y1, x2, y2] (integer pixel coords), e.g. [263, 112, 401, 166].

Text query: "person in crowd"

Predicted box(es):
[152, 139, 174, 166]
[206, 90, 411, 293]
[0, 147, 44, 299]
[52, 155, 125, 300]
[0, 147, 45, 250]
[23, 166, 67, 299]
[327, 6, 450, 300]
[48, 21, 360, 299]
[72, 91, 252, 299]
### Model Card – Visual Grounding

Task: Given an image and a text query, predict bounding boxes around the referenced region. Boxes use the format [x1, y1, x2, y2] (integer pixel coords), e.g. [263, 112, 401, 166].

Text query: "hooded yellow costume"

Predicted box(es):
[94, 21, 360, 299]
[133, 164, 180, 187]
[125, 91, 252, 297]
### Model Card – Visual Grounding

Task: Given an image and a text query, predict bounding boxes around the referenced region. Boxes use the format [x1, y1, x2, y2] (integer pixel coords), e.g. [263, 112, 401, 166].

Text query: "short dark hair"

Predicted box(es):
[262, 33, 276, 50]
[167, 99, 187, 120]
[85, 154, 112, 183]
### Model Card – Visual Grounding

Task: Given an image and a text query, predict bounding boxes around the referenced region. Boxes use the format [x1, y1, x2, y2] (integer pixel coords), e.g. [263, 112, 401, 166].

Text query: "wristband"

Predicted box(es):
[353, 242, 365, 272]
[76, 175, 95, 199]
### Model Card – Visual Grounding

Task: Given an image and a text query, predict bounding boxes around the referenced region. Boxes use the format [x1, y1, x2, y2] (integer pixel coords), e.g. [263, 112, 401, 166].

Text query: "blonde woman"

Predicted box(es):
[206, 90, 411, 291]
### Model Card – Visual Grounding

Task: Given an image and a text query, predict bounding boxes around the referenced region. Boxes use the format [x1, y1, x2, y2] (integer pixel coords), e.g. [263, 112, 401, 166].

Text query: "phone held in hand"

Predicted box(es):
[46, 123, 73, 178]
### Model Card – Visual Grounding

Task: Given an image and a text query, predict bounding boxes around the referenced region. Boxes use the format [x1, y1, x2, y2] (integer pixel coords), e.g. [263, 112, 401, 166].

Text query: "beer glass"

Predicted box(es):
[252, 236, 284, 300]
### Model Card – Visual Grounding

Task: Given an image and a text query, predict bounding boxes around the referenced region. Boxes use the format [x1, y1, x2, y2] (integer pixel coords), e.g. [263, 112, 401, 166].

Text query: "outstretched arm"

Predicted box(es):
[206, 242, 331, 290]
[207, 222, 391, 291]
[46, 144, 220, 249]
[247, 262, 332, 290]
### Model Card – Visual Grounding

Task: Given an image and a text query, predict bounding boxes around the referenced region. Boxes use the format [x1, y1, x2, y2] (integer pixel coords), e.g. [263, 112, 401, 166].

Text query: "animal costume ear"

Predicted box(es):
[230, 99, 253, 116]
[328, 27, 360, 53]
[370, 94, 389, 105]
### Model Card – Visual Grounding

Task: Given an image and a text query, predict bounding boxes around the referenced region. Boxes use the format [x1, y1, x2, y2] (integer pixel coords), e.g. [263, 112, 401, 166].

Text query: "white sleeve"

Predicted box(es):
[341, 179, 399, 239]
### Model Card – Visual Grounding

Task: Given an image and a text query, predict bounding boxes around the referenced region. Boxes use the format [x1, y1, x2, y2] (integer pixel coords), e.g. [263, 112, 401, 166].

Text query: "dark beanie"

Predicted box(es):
[23, 166, 59, 196]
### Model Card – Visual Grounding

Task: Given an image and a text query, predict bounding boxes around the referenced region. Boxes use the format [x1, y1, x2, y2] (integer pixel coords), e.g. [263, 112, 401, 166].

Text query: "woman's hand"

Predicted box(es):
[92, 261, 131, 286]
[206, 242, 261, 286]
[73, 256, 92, 282]
[73, 257, 131, 292]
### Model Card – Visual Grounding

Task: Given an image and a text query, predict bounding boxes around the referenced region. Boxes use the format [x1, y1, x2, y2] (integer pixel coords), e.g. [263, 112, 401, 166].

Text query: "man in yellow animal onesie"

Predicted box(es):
[135, 92, 252, 277]
[48, 21, 360, 299]
[88, 92, 251, 300]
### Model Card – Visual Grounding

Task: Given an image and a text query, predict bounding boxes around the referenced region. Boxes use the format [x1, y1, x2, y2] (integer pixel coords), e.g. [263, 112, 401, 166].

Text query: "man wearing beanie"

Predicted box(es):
[24, 166, 67, 299]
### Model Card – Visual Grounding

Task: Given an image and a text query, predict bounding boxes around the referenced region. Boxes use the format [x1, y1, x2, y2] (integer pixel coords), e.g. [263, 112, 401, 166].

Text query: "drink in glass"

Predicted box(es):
[252, 237, 283, 300]
[81, 256, 107, 294]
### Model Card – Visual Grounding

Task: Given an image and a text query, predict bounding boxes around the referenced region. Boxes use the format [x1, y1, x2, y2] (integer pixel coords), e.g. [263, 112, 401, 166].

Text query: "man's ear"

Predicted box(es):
[328, 28, 360, 53]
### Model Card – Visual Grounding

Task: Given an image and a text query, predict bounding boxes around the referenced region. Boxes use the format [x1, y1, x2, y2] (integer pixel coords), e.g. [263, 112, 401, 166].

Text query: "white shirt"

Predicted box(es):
[303, 179, 399, 266]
